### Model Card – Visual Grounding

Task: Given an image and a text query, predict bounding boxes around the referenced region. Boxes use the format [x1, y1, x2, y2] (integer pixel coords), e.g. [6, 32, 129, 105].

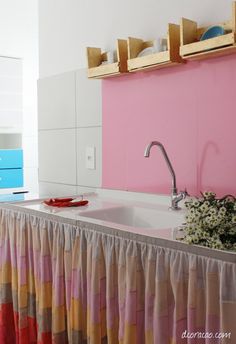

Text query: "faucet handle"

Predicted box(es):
[181, 189, 190, 198]
[184, 189, 190, 197]
[171, 189, 189, 210]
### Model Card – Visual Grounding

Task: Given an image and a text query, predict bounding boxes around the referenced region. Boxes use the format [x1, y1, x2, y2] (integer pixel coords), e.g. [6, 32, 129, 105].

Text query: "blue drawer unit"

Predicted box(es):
[0, 149, 23, 188]
[0, 149, 23, 169]
[0, 168, 23, 188]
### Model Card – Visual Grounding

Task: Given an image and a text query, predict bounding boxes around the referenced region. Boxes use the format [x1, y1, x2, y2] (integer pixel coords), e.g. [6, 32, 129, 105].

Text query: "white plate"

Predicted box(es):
[137, 47, 156, 57]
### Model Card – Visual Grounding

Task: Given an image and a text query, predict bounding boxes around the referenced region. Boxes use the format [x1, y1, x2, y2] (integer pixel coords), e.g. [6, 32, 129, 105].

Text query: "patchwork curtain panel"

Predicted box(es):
[0, 207, 235, 344]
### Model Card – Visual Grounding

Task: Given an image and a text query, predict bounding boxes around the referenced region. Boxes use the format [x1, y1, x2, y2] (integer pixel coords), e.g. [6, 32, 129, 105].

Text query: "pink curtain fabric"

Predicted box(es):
[0, 207, 235, 343]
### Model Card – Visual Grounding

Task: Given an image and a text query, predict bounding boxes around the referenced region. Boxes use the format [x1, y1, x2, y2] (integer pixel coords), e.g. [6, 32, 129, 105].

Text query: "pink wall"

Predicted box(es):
[102, 54, 236, 197]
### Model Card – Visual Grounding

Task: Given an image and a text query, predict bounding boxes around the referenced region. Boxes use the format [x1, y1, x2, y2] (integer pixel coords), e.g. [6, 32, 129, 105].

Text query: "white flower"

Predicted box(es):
[185, 235, 195, 244]
[186, 215, 194, 223]
[218, 227, 225, 235]
[195, 215, 201, 222]
[203, 216, 211, 225]
[200, 203, 209, 212]
[203, 191, 216, 199]
[232, 215, 236, 224]
[185, 199, 195, 208]
[201, 231, 210, 239]
[229, 226, 236, 235]
[219, 207, 227, 215]
[192, 200, 200, 207]
[211, 240, 224, 250]
[217, 213, 225, 221]
[185, 202, 191, 209]
[209, 207, 217, 215]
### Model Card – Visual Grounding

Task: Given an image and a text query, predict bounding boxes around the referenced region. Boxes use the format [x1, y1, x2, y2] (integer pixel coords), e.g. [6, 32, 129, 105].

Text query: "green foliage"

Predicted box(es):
[180, 191, 236, 251]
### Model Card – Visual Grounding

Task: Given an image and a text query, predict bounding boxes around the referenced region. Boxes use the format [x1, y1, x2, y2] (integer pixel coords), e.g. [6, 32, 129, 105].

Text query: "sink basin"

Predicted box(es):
[79, 205, 185, 229]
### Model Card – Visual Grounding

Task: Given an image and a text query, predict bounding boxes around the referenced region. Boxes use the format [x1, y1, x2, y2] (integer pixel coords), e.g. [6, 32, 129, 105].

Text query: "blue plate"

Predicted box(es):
[200, 25, 225, 41]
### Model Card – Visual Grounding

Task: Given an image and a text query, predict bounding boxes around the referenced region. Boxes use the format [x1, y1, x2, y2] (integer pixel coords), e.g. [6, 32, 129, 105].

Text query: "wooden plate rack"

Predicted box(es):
[180, 1, 236, 60]
[87, 39, 128, 79]
[127, 24, 183, 73]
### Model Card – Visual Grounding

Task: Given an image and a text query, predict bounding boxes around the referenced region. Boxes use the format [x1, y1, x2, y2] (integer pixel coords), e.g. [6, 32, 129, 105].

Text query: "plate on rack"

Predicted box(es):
[137, 47, 157, 57]
[200, 25, 225, 41]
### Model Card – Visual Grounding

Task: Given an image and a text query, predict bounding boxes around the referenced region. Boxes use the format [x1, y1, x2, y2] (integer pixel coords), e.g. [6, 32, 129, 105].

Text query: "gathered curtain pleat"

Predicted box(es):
[0, 208, 235, 344]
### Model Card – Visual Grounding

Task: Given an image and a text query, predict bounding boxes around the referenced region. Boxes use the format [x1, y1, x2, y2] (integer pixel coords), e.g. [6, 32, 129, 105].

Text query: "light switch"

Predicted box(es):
[86, 146, 96, 170]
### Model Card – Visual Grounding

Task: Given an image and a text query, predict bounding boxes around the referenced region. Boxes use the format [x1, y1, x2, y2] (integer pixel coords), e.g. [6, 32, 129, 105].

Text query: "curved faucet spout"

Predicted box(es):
[144, 141, 177, 194]
[144, 141, 187, 210]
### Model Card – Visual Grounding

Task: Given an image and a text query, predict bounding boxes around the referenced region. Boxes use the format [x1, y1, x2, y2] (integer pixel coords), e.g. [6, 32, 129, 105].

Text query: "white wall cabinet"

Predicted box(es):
[38, 68, 102, 196]
[0, 57, 22, 134]
[76, 69, 102, 127]
[38, 71, 76, 130]
[38, 129, 77, 185]
[0, 57, 24, 191]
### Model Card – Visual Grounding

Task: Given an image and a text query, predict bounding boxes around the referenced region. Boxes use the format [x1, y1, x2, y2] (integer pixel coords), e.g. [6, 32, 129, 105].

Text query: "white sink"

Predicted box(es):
[79, 205, 185, 229]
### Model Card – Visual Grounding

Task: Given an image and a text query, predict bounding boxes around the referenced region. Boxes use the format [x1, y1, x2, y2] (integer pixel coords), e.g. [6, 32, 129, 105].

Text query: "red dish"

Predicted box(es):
[43, 198, 89, 207]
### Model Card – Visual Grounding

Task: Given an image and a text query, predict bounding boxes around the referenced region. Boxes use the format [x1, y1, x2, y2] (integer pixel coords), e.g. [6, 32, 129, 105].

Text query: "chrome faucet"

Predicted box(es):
[144, 141, 187, 210]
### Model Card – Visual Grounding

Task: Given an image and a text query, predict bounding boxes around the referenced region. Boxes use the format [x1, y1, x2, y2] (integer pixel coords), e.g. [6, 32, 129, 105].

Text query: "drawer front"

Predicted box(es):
[0, 168, 23, 188]
[0, 149, 23, 169]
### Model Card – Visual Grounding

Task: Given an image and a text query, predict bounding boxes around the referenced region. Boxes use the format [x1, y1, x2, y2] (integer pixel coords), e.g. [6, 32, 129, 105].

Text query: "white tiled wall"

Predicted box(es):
[0, 75, 22, 93]
[23, 136, 38, 168]
[38, 181, 77, 197]
[76, 185, 97, 194]
[23, 135, 39, 193]
[38, 182, 96, 198]
[0, 111, 22, 129]
[24, 167, 39, 194]
[38, 68, 102, 197]
[0, 58, 22, 77]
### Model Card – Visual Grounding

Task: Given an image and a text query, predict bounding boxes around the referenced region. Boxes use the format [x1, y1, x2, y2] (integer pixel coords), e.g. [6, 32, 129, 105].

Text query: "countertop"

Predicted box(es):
[1, 189, 236, 263]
